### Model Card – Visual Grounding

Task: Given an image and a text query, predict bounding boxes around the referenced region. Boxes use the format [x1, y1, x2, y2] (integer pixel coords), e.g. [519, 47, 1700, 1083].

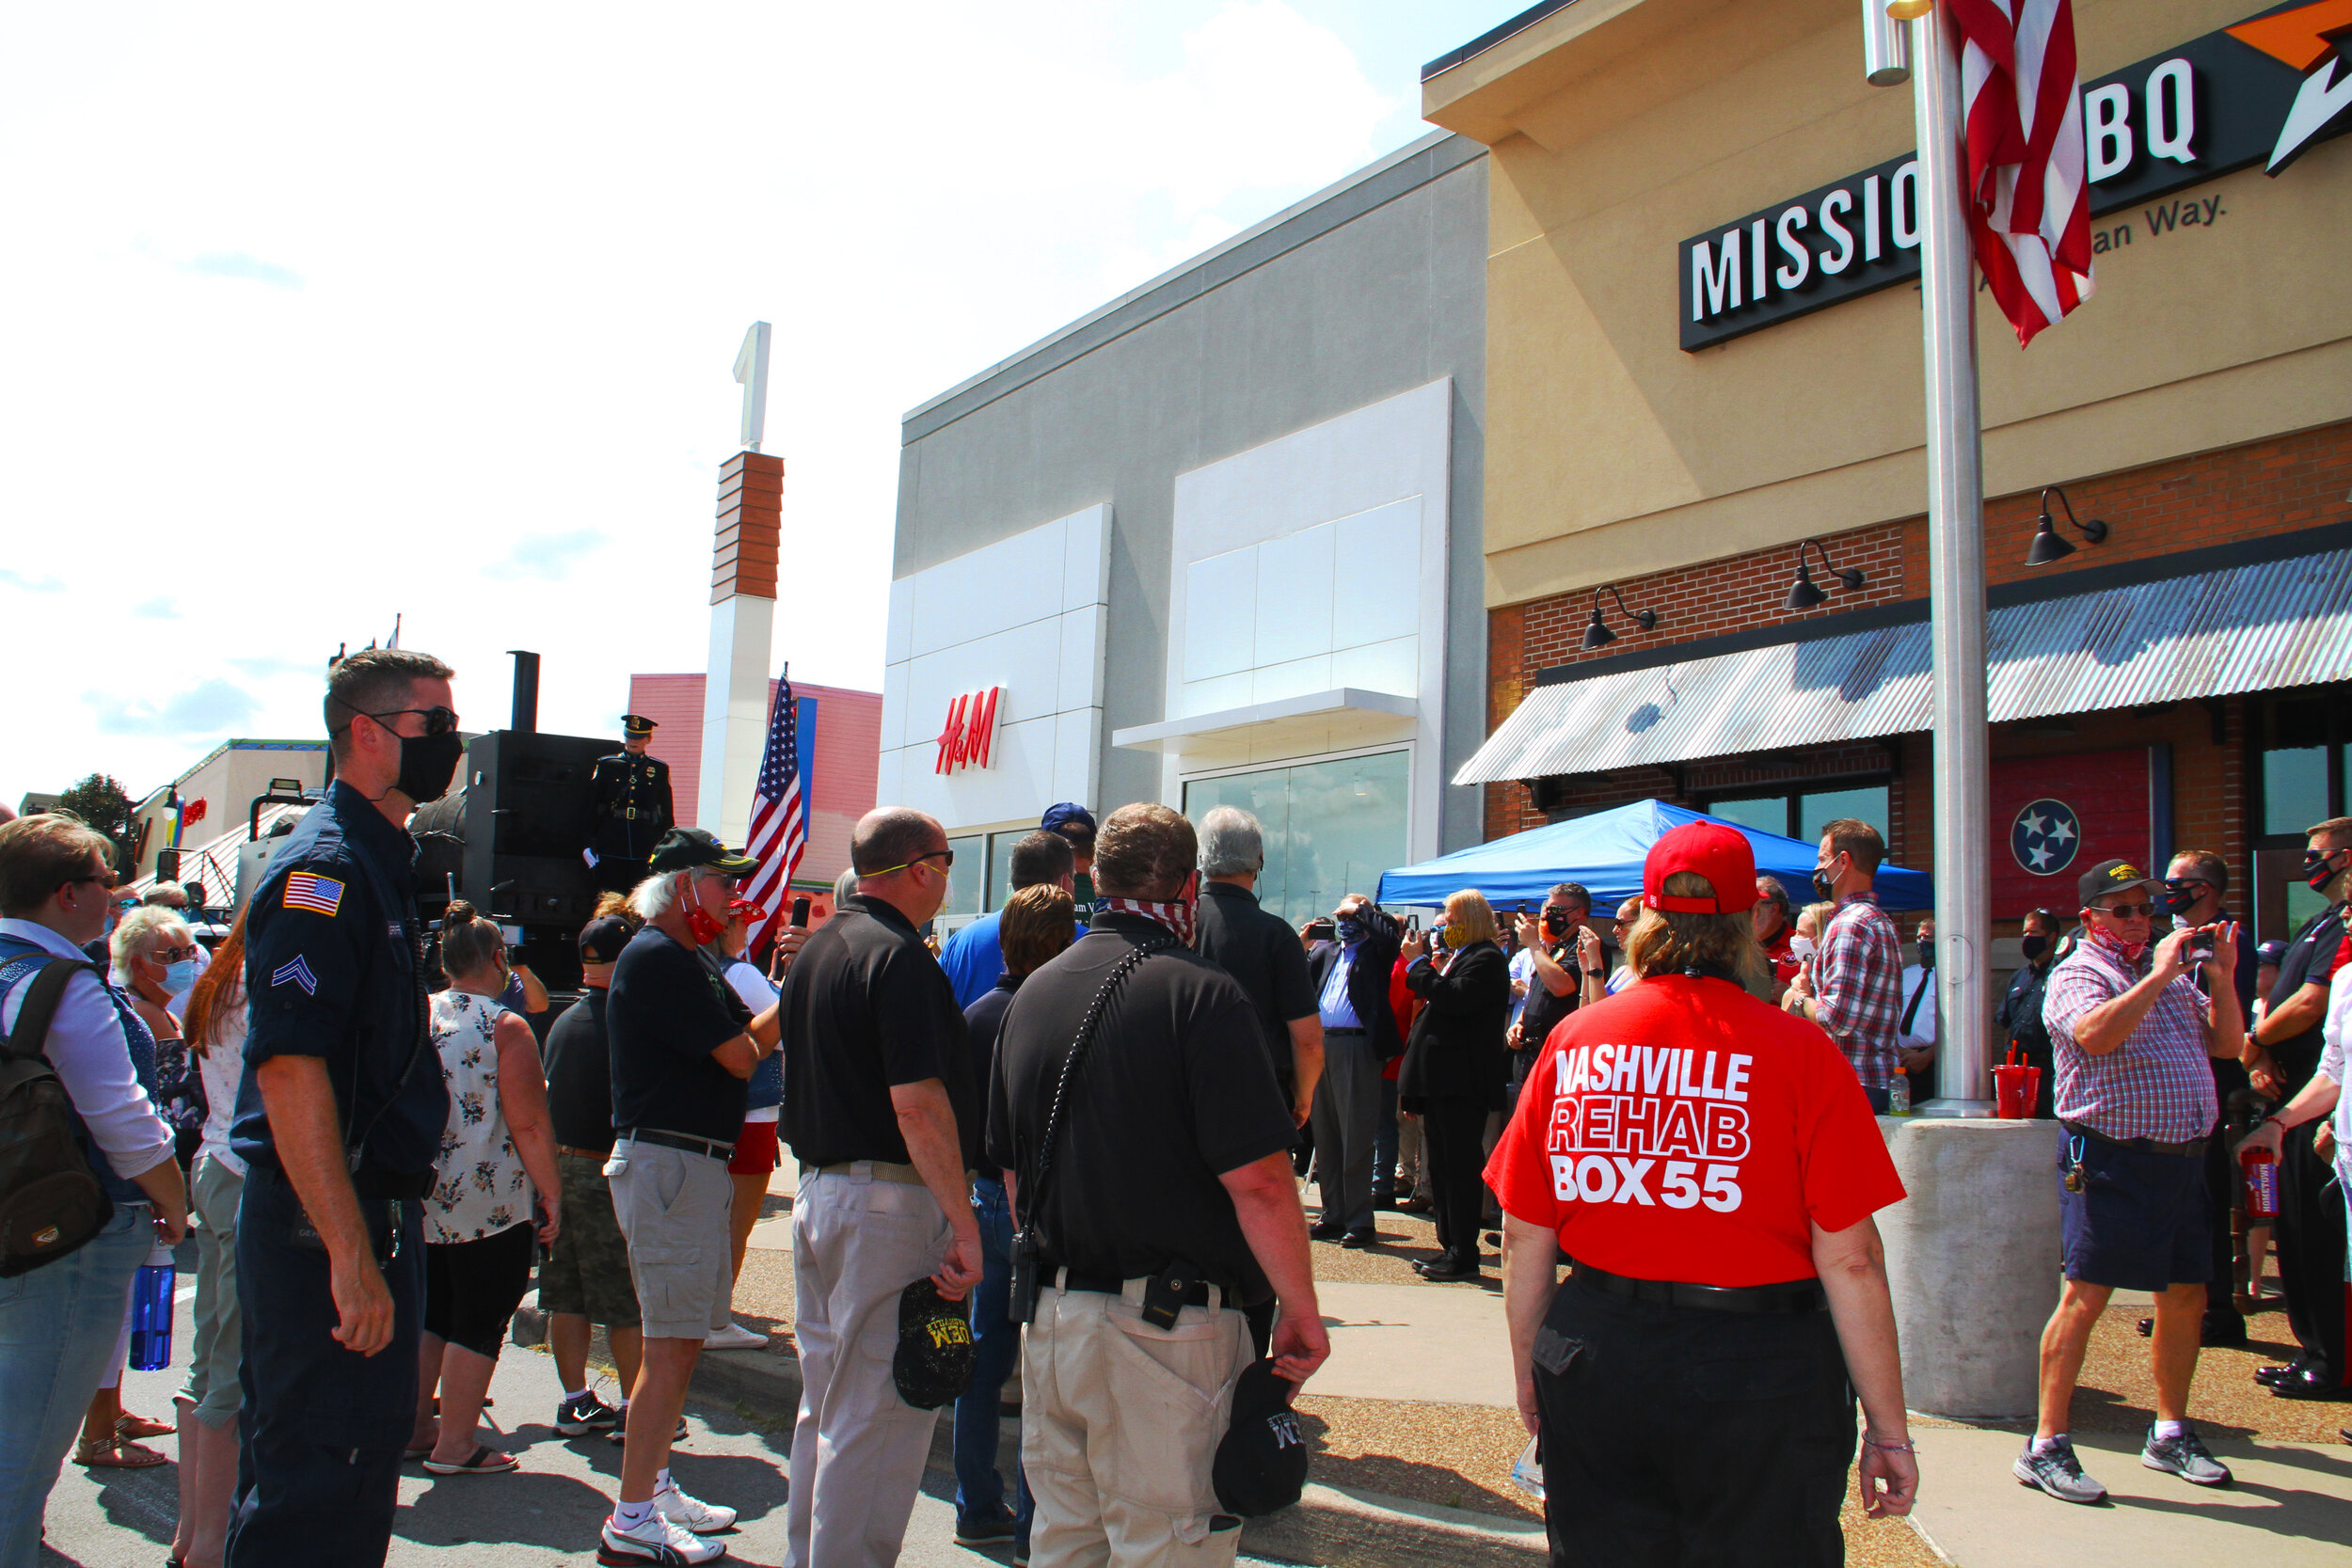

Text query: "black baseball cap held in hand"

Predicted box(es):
[1213, 1359, 1310, 1517]
[894, 1279, 977, 1410]
[647, 826, 760, 877]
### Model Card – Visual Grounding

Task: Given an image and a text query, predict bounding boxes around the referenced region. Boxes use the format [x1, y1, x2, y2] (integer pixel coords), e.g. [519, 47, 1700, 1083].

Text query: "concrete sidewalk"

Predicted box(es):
[1910, 1424, 2352, 1566]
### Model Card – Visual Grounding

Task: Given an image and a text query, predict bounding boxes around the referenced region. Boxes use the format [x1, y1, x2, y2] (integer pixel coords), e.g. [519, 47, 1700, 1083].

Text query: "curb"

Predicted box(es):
[513, 1307, 1548, 1566]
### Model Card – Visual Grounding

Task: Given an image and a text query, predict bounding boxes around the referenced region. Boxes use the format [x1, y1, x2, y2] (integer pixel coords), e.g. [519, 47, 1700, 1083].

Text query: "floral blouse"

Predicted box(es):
[425, 990, 533, 1244]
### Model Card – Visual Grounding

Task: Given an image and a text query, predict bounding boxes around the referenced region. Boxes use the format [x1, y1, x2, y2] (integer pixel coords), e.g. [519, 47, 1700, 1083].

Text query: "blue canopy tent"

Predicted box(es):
[1375, 799, 1932, 913]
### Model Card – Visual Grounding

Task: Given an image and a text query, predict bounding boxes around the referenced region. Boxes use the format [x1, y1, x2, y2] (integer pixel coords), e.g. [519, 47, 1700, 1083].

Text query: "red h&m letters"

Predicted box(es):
[934, 687, 1001, 775]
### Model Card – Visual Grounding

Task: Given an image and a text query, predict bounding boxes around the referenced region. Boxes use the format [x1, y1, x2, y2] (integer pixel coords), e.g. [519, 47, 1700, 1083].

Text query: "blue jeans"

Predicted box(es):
[0, 1202, 150, 1568]
[953, 1179, 1031, 1546]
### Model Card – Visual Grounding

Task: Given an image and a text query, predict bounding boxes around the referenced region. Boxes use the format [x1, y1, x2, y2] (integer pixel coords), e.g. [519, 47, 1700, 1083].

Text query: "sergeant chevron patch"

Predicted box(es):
[272, 956, 319, 996]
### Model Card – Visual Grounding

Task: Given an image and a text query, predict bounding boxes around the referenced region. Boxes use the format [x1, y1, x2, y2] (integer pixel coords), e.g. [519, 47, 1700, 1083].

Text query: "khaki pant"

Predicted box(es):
[785, 1164, 950, 1568]
[1023, 1277, 1252, 1568]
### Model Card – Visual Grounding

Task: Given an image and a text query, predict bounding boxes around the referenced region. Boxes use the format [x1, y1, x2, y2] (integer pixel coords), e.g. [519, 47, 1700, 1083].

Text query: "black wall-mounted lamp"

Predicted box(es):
[2025, 485, 2108, 565]
[1583, 584, 1659, 650]
[1785, 539, 1867, 610]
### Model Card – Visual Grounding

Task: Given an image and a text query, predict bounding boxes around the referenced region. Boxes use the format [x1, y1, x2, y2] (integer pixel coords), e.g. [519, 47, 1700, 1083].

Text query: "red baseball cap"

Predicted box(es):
[1643, 822, 1759, 914]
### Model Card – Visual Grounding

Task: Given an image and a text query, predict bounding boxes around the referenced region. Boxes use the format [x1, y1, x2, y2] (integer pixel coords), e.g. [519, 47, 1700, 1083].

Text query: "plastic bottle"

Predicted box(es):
[128, 1243, 176, 1371]
[1887, 1072, 1912, 1117]
[2242, 1139, 2280, 1222]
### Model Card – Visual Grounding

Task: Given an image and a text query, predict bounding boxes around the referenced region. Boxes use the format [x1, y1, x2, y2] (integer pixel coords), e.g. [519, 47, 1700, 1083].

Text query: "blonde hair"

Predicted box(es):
[1797, 900, 1836, 939]
[1443, 890, 1499, 946]
[110, 905, 190, 970]
[1626, 872, 1772, 999]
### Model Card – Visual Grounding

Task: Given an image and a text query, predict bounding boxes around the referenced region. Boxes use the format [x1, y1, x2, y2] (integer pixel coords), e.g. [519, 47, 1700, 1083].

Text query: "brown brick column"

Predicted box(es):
[712, 451, 782, 604]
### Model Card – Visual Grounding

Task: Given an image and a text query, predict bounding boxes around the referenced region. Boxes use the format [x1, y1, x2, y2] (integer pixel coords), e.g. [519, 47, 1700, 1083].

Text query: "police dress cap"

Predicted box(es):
[647, 826, 759, 876]
[2255, 939, 2289, 967]
[892, 1278, 976, 1410]
[1213, 1359, 1310, 1516]
[1642, 821, 1758, 914]
[2078, 857, 2162, 905]
[579, 913, 634, 963]
[622, 714, 657, 736]
[1040, 801, 1096, 836]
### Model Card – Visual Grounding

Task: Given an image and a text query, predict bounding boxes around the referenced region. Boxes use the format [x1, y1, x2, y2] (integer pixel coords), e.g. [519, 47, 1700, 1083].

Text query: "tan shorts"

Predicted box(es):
[607, 1141, 733, 1340]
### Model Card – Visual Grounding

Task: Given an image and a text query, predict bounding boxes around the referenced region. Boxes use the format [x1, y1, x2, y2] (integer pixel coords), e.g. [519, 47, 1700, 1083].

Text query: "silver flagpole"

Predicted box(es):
[1909, 1, 1994, 1116]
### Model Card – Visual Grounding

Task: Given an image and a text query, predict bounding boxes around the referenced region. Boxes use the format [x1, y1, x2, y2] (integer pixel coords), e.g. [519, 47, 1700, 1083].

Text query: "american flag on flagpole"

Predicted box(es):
[739, 669, 809, 953]
[1948, 0, 2094, 345]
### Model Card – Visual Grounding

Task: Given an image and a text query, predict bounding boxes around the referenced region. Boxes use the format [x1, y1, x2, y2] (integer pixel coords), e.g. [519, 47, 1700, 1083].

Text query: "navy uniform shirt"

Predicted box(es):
[230, 779, 449, 1181]
[589, 750, 675, 860]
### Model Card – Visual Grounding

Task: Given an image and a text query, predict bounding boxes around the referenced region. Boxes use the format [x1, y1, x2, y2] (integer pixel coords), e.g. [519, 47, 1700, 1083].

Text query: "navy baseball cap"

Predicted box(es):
[1213, 1359, 1310, 1516]
[1041, 803, 1096, 838]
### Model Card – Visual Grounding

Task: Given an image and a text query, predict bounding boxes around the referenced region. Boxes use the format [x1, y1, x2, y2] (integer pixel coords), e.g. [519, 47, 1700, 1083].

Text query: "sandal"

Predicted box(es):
[75, 1435, 168, 1468]
[116, 1411, 174, 1440]
[421, 1445, 518, 1476]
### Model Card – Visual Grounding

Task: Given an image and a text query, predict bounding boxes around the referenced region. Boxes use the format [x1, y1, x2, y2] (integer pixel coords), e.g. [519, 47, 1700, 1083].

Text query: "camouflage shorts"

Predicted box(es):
[538, 1153, 641, 1328]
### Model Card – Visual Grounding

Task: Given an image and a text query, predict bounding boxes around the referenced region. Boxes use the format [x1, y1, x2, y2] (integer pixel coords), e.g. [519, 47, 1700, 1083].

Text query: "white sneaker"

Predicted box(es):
[702, 1322, 768, 1352]
[655, 1480, 739, 1534]
[598, 1510, 726, 1564]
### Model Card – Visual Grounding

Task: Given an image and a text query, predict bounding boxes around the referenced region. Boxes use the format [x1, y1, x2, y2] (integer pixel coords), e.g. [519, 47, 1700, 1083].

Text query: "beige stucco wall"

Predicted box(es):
[1432, 0, 2352, 609]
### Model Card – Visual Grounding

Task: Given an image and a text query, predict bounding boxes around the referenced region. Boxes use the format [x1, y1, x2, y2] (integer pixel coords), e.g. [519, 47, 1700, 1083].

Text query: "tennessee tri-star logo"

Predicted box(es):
[2011, 800, 2083, 876]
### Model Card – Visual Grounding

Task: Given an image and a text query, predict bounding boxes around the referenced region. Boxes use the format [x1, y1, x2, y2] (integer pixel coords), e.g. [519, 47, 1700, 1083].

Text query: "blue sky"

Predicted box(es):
[0, 2, 1530, 805]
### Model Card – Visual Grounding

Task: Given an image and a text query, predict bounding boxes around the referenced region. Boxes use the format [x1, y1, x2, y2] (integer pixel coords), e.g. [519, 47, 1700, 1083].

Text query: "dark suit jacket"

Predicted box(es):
[1397, 941, 1511, 1111]
[1306, 910, 1403, 1061]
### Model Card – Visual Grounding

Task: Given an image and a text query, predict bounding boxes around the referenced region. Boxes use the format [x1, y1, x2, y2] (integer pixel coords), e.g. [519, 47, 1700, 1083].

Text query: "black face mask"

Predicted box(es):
[1915, 939, 1934, 971]
[2163, 881, 2202, 918]
[2020, 933, 2047, 961]
[1335, 918, 1367, 946]
[1811, 867, 1836, 902]
[2305, 849, 2345, 894]
[1542, 910, 1571, 940]
[393, 729, 465, 803]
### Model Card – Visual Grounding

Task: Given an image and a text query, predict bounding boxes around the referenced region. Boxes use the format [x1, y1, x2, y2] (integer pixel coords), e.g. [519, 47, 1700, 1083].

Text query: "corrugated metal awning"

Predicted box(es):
[1457, 547, 2352, 785]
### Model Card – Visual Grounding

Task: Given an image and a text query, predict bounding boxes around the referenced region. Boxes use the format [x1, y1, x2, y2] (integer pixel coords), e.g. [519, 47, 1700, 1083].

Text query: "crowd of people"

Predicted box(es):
[3, 645, 2349, 1568]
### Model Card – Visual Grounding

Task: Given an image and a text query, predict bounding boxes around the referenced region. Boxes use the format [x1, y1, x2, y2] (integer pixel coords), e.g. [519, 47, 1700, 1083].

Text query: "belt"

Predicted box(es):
[2062, 1119, 2206, 1158]
[1572, 1259, 1827, 1315]
[1325, 1025, 1368, 1036]
[617, 1128, 735, 1163]
[1051, 1265, 1220, 1309]
[556, 1144, 611, 1161]
[811, 1159, 929, 1186]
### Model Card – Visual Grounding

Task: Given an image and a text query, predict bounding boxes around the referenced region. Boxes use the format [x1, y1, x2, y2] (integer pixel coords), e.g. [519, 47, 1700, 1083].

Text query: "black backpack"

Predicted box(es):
[0, 958, 115, 1276]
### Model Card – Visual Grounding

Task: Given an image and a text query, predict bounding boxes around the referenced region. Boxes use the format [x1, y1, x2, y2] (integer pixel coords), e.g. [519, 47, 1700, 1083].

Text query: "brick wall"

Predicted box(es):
[1485, 420, 2352, 847]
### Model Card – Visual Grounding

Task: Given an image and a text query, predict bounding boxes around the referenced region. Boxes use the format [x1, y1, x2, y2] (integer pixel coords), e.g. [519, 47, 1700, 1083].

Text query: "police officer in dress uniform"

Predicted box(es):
[1487, 822, 1918, 1567]
[225, 649, 463, 1568]
[590, 717, 675, 894]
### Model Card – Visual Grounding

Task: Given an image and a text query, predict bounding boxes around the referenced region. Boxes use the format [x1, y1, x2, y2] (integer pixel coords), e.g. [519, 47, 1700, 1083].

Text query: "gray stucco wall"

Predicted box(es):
[894, 133, 1489, 853]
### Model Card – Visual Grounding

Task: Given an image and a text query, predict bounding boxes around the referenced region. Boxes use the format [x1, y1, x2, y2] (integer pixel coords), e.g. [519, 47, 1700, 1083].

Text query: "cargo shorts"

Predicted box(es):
[608, 1140, 733, 1340]
[538, 1153, 641, 1329]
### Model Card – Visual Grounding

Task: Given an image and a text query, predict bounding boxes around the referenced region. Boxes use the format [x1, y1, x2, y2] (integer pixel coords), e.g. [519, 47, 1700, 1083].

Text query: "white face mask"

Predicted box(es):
[1789, 935, 1818, 961]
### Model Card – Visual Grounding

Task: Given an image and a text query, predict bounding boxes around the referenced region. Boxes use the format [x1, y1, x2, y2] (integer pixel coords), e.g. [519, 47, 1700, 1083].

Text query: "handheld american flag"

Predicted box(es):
[739, 671, 811, 954]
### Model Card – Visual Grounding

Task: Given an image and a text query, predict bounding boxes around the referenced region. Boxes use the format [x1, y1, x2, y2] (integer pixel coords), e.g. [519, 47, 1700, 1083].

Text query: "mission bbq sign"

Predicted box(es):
[1677, 6, 2352, 351]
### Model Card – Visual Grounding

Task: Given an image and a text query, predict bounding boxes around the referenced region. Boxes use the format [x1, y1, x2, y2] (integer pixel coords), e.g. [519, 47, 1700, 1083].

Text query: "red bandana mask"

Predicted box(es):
[1099, 894, 1196, 947]
[681, 879, 726, 947]
[2089, 925, 2147, 965]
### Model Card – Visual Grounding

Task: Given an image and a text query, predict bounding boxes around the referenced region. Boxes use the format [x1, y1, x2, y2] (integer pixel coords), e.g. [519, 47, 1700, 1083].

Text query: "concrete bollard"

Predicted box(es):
[1875, 1116, 2060, 1419]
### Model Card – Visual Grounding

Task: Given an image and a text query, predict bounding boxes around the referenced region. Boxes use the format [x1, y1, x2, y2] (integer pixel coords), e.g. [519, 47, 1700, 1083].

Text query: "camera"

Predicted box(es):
[2183, 927, 2215, 962]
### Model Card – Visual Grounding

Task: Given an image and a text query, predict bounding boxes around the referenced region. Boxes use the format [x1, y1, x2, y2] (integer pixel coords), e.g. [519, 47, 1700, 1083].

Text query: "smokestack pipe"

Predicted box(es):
[507, 650, 540, 733]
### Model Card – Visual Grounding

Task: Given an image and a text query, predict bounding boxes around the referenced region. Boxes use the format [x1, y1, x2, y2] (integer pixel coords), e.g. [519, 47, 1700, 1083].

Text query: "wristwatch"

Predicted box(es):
[1584, 967, 1609, 979]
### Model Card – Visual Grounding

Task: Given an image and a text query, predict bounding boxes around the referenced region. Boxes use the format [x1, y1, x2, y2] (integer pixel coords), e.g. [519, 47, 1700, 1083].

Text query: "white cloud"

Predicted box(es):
[0, 1, 1406, 802]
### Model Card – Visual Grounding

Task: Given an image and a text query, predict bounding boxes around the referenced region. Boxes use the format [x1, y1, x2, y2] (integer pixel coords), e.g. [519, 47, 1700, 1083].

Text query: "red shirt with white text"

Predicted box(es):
[1485, 974, 1905, 1286]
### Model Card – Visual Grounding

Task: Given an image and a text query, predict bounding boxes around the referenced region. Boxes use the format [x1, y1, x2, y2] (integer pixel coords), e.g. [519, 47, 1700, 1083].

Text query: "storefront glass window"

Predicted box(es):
[944, 833, 985, 921]
[1708, 797, 1788, 836]
[1799, 787, 1890, 847]
[1183, 750, 1409, 926]
[2263, 748, 2328, 838]
[985, 829, 1027, 912]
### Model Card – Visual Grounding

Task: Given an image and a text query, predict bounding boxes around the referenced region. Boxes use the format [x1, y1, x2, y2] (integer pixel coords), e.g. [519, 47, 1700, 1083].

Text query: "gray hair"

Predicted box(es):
[834, 866, 860, 906]
[143, 881, 190, 909]
[629, 869, 690, 922]
[1198, 807, 1264, 878]
[111, 905, 190, 969]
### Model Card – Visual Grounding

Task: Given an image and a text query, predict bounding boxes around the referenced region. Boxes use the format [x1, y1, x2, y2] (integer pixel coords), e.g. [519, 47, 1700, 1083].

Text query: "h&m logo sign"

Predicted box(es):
[935, 688, 1002, 775]
[1677, 7, 2352, 351]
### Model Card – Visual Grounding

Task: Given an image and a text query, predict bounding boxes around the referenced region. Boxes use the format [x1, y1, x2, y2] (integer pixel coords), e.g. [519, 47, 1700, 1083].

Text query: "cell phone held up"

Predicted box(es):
[791, 895, 811, 929]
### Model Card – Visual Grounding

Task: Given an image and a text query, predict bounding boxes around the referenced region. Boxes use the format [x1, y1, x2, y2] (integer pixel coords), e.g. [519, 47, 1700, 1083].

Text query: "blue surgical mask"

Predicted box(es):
[161, 959, 199, 998]
[1335, 918, 1367, 946]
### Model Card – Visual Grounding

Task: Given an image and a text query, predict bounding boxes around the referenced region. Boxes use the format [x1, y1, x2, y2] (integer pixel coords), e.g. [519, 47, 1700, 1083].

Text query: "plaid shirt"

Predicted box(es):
[1815, 892, 1902, 1090]
[2042, 932, 2217, 1144]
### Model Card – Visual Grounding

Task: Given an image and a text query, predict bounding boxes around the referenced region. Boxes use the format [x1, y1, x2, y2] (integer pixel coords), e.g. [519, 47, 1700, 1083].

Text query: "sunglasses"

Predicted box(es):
[150, 944, 199, 963]
[62, 871, 119, 894]
[866, 848, 954, 877]
[364, 705, 461, 736]
[2092, 902, 2154, 920]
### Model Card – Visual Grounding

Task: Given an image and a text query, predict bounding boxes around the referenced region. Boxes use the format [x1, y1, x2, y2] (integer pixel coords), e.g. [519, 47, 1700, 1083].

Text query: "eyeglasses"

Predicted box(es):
[61, 871, 119, 894]
[2092, 902, 2154, 921]
[151, 944, 199, 963]
[867, 848, 954, 877]
[363, 705, 461, 736]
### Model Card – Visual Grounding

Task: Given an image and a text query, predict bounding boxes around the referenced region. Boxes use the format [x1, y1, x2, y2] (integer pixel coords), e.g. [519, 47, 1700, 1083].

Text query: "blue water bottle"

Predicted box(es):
[129, 1243, 176, 1371]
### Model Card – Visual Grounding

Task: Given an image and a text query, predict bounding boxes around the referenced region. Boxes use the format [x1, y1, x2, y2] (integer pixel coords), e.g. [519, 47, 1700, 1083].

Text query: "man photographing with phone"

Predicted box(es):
[1507, 884, 1606, 1101]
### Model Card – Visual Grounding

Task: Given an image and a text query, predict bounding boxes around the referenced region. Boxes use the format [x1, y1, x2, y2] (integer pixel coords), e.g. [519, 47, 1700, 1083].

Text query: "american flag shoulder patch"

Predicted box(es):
[283, 873, 345, 916]
[272, 956, 320, 996]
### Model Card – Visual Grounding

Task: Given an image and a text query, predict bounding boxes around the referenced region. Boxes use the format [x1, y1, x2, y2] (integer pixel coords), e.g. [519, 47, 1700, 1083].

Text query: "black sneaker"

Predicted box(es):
[2141, 1424, 2232, 1487]
[954, 1513, 1019, 1546]
[556, 1390, 622, 1435]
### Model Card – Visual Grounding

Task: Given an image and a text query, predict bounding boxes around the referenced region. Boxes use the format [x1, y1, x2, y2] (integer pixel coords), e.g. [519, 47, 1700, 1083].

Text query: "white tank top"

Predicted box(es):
[425, 990, 533, 1244]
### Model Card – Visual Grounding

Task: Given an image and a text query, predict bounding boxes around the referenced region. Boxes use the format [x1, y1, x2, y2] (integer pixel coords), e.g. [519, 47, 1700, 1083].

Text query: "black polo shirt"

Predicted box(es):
[542, 987, 615, 1152]
[607, 927, 755, 1143]
[1193, 880, 1318, 1092]
[985, 911, 1295, 1304]
[779, 894, 978, 1169]
[964, 974, 1023, 1183]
